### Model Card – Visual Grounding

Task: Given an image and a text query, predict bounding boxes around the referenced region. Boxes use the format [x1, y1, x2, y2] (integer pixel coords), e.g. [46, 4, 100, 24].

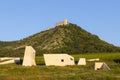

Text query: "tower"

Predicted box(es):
[63, 19, 68, 25]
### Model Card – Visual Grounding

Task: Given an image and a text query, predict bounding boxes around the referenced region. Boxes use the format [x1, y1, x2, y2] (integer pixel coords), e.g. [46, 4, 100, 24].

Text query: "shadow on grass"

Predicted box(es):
[15, 59, 45, 66]
[15, 59, 23, 65]
[36, 63, 45, 66]
[113, 59, 120, 64]
[75, 61, 78, 64]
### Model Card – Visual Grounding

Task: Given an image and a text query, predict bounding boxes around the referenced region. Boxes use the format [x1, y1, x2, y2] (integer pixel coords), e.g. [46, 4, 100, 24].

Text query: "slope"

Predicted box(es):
[0, 23, 120, 56]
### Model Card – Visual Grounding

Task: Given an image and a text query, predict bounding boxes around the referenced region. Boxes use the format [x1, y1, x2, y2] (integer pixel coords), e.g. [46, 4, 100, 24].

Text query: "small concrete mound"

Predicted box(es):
[95, 62, 111, 70]
[78, 58, 86, 65]
[0, 57, 20, 65]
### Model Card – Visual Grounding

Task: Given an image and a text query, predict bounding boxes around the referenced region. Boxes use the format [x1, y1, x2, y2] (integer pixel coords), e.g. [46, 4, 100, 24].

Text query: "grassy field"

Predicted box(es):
[0, 53, 120, 80]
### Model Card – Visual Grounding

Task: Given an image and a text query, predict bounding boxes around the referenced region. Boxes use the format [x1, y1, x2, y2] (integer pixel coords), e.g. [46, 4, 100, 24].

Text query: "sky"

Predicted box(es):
[0, 0, 120, 46]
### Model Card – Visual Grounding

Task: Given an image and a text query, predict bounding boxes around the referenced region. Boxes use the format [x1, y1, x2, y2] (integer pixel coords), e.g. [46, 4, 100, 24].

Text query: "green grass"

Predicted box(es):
[0, 53, 120, 80]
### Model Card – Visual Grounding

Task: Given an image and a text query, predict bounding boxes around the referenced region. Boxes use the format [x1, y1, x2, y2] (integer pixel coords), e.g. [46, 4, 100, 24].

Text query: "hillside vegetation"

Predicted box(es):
[0, 23, 120, 56]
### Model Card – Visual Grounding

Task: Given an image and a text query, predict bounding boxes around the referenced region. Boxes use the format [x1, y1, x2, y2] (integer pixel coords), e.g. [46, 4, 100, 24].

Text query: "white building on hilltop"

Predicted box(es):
[56, 19, 68, 27]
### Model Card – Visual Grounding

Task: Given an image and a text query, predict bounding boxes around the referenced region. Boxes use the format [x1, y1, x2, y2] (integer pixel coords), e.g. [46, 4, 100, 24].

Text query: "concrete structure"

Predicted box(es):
[56, 19, 68, 27]
[87, 58, 100, 61]
[0, 57, 20, 65]
[95, 62, 111, 70]
[43, 54, 75, 66]
[78, 58, 86, 65]
[22, 46, 36, 66]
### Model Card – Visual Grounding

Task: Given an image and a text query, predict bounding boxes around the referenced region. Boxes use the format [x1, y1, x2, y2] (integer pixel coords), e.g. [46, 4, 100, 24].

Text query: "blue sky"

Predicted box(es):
[0, 0, 120, 46]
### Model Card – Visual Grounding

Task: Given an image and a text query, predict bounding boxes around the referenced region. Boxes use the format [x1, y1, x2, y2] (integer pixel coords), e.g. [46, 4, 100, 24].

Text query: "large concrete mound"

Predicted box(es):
[43, 54, 75, 66]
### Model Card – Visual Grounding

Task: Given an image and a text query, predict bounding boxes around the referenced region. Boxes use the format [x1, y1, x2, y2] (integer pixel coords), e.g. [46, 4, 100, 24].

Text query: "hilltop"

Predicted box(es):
[0, 23, 120, 57]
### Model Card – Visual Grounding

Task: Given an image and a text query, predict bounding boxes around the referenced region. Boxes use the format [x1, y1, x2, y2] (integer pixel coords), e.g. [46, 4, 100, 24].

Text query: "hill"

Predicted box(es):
[0, 23, 120, 56]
